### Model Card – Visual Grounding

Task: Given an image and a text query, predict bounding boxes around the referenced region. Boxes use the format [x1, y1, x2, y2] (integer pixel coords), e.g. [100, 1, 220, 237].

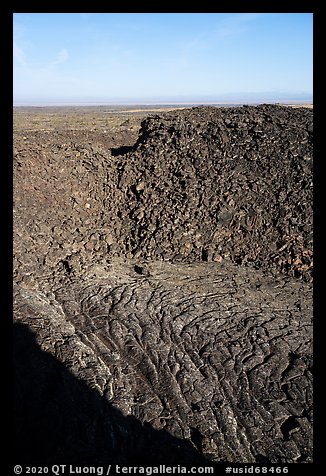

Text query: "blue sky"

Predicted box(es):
[13, 13, 313, 105]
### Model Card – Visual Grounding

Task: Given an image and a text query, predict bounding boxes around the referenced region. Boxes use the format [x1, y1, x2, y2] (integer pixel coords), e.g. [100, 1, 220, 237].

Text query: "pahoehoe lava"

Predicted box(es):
[13, 105, 313, 464]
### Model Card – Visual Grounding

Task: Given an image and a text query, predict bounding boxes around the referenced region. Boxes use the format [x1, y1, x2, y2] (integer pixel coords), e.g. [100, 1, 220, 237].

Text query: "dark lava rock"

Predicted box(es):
[14, 105, 313, 286]
[115, 105, 313, 282]
[13, 105, 313, 464]
[14, 260, 312, 464]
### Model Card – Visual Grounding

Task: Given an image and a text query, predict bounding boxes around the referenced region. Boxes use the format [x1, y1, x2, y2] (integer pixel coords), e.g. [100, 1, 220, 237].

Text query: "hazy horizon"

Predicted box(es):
[13, 92, 313, 107]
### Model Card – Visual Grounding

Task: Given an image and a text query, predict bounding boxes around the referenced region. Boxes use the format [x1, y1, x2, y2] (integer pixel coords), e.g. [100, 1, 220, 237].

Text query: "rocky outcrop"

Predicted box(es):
[13, 105, 313, 464]
[14, 105, 312, 288]
[118, 105, 313, 281]
[14, 260, 312, 464]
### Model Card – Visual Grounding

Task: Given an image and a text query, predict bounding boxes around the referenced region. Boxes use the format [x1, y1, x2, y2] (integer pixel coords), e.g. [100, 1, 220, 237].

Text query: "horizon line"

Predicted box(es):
[13, 98, 313, 108]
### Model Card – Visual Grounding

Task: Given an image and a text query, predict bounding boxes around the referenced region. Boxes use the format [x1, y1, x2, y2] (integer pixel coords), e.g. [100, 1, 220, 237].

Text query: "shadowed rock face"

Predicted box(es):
[13, 105, 313, 463]
[14, 321, 209, 466]
[14, 260, 312, 464]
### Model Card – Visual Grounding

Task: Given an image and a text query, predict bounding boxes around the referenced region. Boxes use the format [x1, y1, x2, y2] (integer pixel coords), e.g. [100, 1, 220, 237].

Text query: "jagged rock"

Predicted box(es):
[13, 105, 313, 464]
